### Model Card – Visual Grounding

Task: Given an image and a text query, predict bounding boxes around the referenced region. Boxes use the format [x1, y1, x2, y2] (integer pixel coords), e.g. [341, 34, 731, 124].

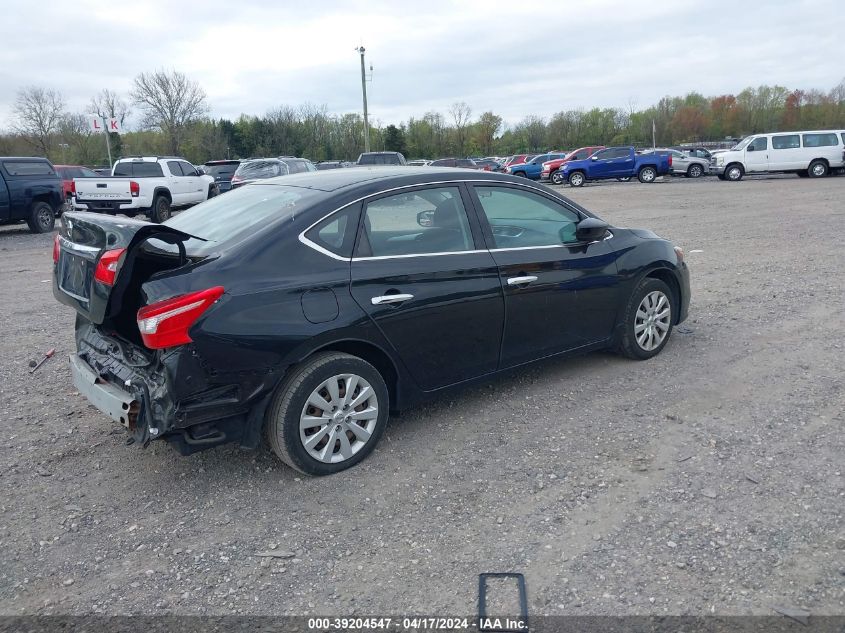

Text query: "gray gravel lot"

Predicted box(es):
[0, 174, 843, 617]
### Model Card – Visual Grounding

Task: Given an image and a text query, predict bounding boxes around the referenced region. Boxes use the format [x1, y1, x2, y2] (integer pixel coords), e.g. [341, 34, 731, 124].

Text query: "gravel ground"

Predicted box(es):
[0, 174, 843, 618]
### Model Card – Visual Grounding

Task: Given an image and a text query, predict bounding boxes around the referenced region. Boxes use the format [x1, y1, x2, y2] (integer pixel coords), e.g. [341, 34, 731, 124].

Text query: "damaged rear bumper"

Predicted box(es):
[70, 353, 139, 428]
[72, 322, 274, 454]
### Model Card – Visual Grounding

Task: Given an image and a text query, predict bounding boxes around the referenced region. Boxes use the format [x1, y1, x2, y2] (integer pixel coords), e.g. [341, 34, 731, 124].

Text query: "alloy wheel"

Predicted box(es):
[811, 162, 826, 177]
[299, 374, 379, 464]
[37, 207, 53, 231]
[634, 290, 671, 352]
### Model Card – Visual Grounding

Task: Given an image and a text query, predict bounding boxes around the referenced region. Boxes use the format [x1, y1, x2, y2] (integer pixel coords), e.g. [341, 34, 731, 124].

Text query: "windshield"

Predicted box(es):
[733, 136, 754, 151]
[153, 184, 320, 254]
[234, 160, 284, 180]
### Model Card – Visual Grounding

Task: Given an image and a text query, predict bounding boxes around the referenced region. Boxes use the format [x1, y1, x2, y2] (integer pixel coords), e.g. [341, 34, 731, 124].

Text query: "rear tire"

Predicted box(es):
[616, 277, 675, 360]
[807, 160, 828, 178]
[725, 164, 743, 181]
[150, 195, 171, 223]
[637, 166, 657, 183]
[27, 201, 55, 233]
[265, 352, 389, 476]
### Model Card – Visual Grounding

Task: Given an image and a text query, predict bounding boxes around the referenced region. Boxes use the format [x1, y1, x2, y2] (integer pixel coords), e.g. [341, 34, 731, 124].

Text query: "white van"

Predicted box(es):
[711, 130, 845, 181]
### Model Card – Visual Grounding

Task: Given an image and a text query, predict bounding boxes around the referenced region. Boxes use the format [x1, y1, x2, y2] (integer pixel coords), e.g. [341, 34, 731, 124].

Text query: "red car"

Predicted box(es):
[54, 165, 99, 212]
[541, 147, 605, 184]
[504, 154, 533, 167]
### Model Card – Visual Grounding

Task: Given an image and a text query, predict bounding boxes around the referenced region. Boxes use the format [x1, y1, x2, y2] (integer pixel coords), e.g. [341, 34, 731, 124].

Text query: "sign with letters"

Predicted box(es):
[90, 117, 120, 132]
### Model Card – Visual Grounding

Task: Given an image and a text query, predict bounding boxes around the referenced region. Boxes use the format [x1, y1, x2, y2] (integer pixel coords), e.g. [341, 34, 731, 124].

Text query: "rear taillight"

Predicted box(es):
[70, 181, 76, 194]
[130, 180, 140, 197]
[94, 248, 126, 286]
[137, 286, 225, 349]
[53, 235, 60, 263]
[668, 154, 673, 167]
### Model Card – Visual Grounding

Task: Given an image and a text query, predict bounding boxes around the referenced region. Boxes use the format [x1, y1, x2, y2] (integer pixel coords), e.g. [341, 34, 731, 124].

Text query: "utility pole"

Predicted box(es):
[356, 46, 370, 153]
[98, 111, 113, 168]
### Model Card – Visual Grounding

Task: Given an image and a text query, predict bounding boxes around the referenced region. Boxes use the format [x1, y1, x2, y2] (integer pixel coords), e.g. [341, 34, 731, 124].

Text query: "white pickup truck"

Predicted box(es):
[72, 156, 217, 222]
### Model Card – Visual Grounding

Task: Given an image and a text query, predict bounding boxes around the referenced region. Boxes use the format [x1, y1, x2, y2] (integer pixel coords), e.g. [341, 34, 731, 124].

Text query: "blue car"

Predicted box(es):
[561, 147, 672, 186]
[506, 153, 568, 180]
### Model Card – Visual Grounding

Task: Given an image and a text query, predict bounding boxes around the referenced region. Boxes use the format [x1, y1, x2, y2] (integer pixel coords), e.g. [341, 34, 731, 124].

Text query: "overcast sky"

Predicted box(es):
[1, 0, 843, 130]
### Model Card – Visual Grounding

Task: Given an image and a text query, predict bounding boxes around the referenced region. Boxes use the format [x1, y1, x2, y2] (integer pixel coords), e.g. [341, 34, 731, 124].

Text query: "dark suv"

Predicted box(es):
[0, 157, 63, 233]
[231, 157, 316, 188]
[203, 160, 241, 192]
[356, 152, 407, 166]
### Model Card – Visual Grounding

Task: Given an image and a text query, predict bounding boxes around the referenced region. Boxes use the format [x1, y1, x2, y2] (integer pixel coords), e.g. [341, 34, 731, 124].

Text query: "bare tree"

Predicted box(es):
[132, 70, 208, 154]
[89, 89, 131, 126]
[12, 86, 66, 157]
[449, 101, 473, 157]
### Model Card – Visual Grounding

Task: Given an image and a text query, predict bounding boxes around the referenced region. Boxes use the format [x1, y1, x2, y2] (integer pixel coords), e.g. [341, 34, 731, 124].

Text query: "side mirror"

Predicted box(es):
[417, 210, 434, 227]
[575, 217, 609, 242]
[747, 145, 755, 152]
[591, 155, 599, 161]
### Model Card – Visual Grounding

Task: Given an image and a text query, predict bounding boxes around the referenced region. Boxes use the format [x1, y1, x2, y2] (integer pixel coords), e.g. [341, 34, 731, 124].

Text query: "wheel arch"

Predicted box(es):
[309, 339, 401, 411]
[152, 186, 172, 202]
[642, 266, 682, 325]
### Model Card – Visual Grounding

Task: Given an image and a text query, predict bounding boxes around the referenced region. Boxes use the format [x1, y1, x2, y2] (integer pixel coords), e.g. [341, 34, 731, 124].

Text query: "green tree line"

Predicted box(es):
[2, 71, 843, 166]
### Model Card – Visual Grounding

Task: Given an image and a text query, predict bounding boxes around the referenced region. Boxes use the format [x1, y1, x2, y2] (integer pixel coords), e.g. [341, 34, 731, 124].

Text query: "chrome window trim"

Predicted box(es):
[297, 179, 586, 262]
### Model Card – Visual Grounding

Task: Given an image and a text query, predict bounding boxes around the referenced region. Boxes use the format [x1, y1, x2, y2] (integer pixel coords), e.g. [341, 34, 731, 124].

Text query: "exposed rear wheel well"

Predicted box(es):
[311, 340, 399, 408]
[32, 193, 55, 209]
[153, 188, 172, 202]
[644, 268, 681, 324]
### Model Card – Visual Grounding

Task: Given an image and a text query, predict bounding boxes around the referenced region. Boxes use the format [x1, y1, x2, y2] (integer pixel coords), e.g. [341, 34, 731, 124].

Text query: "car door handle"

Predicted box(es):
[507, 275, 538, 286]
[371, 293, 414, 305]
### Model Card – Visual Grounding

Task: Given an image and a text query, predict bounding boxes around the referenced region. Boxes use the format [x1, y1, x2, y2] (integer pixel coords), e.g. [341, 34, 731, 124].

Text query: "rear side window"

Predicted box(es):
[359, 187, 472, 257]
[802, 133, 839, 147]
[167, 161, 184, 176]
[284, 160, 309, 174]
[304, 206, 359, 258]
[456, 159, 475, 168]
[113, 162, 164, 177]
[772, 135, 800, 150]
[2, 161, 56, 176]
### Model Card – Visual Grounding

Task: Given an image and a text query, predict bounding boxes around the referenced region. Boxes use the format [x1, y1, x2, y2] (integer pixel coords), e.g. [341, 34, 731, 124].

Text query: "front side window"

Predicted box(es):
[772, 135, 800, 150]
[802, 133, 838, 147]
[572, 150, 589, 160]
[179, 161, 197, 176]
[474, 186, 581, 248]
[359, 187, 473, 257]
[749, 137, 768, 151]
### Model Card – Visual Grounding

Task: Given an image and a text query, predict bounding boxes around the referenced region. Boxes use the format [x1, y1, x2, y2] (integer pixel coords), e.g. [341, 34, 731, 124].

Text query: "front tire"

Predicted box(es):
[616, 278, 674, 360]
[265, 352, 389, 476]
[27, 201, 55, 233]
[687, 164, 704, 178]
[808, 160, 828, 178]
[568, 171, 585, 187]
[725, 164, 743, 181]
[638, 166, 657, 183]
[551, 170, 565, 185]
[150, 195, 171, 223]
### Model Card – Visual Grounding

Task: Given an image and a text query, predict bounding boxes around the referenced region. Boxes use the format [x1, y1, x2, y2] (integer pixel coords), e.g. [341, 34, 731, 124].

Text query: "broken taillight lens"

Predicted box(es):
[93, 248, 126, 286]
[137, 286, 225, 349]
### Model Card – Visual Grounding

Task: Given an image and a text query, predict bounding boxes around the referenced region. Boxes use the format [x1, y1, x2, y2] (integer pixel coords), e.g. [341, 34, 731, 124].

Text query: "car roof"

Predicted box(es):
[1, 156, 52, 162]
[252, 166, 526, 193]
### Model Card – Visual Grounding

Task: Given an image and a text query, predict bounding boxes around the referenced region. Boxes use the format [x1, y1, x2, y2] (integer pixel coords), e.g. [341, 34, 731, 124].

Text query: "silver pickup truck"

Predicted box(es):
[73, 156, 216, 222]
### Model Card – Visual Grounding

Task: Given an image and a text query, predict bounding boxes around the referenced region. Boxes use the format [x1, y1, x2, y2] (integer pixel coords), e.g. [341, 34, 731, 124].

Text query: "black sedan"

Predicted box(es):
[53, 168, 690, 475]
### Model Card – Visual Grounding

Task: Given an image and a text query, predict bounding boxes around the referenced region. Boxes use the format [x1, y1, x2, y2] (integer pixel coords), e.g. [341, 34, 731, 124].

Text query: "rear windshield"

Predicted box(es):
[2, 161, 56, 176]
[234, 161, 284, 179]
[113, 162, 164, 177]
[158, 184, 320, 254]
[204, 163, 240, 178]
[358, 153, 402, 165]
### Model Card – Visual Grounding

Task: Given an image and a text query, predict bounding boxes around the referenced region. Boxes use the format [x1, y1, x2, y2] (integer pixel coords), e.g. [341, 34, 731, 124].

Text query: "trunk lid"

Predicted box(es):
[53, 212, 200, 324]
